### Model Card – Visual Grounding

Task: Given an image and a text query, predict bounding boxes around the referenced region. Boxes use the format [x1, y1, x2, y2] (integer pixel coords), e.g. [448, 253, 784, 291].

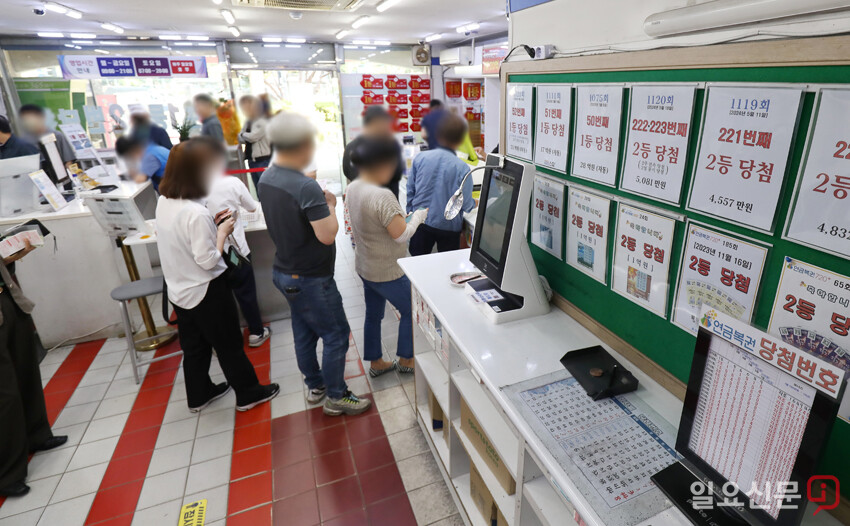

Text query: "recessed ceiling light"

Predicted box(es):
[376, 0, 402, 12]
[161, 45, 170, 50]
[63, 43, 75, 48]
[368, 53, 376, 57]
[352, 39, 370, 45]
[65, 9, 82, 19]
[456, 22, 480, 33]
[74, 45, 82, 49]
[94, 49, 109, 54]
[262, 37, 282, 43]
[242, 46, 249, 52]
[99, 41, 122, 45]
[263, 44, 280, 48]
[316, 48, 324, 53]
[362, 45, 376, 50]
[71, 40, 93, 44]
[380, 49, 390, 54]
[343, 45, 357, 49]
[43, 3, 67, 14]
[100, 22, 124, 34]
[159, 35, 182, 40]
[228, 27, 241, 37]
[70, 33, 96, 39]
[289, 11, 303, 20]
[285, 44, 301, 48]
[220, 9, 235, 25]
[425, 33, 442, 42]
[173, 42, 193, 46]
[351, 16, 369, 29]
[286, 37, 306, 43]
[197, 43, 216, 47]
[373, 40, 390, 46]
[186, 35, 209, 41]
[37, 32, 64, 38]
[335, 29, 350, 40]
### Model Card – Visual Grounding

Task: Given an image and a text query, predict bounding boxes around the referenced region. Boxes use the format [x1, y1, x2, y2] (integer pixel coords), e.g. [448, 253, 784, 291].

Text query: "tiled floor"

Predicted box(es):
[0, 218, 462, 525]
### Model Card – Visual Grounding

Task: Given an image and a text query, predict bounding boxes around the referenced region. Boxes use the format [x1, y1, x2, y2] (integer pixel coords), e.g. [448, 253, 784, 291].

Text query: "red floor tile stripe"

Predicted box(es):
[84, 340, 183, 526]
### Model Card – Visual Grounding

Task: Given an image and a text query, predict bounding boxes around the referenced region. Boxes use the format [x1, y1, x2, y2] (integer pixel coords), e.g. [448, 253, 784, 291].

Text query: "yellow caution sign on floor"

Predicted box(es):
[178, 499, 207, 526]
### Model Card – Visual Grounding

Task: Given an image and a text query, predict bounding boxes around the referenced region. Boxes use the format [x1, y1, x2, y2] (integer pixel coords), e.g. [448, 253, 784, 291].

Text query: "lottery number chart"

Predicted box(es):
[687, 338, 815, 519]
[507, 371, 678, 524]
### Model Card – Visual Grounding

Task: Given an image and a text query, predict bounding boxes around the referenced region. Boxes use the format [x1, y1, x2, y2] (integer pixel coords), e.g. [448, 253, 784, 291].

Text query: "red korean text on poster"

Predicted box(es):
[445, 81, 462, 99]
[169, 60, 196, 75]
[411, 119, 422, 132]
[361, 91, 384, 105]
[386, 75, 408, 90]
[410, 90, 431, 105]
[389, 106, 409, 119]
[360, 75, 384, 89]
[410, 106, 428, 119]
[463, 82, 482, 101]
[386, 90, 408, 105]
[410, 75, 431, 90]
[394, 120, 409, 132]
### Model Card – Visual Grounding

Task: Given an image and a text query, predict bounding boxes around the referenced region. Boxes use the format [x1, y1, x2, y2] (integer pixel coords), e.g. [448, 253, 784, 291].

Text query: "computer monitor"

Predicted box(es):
[470, 155, 523, 288]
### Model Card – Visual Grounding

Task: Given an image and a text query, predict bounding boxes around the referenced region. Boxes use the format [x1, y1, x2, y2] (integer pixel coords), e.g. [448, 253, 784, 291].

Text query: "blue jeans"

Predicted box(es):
[272, 271, 350, 399]
[361, 275, 413, 361]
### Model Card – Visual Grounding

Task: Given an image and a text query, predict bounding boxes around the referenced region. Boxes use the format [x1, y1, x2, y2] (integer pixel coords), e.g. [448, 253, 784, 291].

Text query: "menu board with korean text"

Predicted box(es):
[611, 204, 676, 316]
[534, 85, 571, 173]
[688, 86, 803, 232]
[786, 89, 850, 259]
[531, 176, 565, 260]
[673, 224, 769, 334]
[572, 85, 623, 186]
[566, 187, 611, 283]
[621, 85, 696, 204]
[506, 83, 533, 161]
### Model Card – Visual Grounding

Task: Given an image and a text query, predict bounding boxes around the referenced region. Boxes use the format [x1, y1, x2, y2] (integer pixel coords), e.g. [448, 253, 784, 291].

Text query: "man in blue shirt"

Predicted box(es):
[0, 116, 39, 160]
[115, 136, 170, 191]
[420, 99, 446, 151]
[407, 113, 474, 256]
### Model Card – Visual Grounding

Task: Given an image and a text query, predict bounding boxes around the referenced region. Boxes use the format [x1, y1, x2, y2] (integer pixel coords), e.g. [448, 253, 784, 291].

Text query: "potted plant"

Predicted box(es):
[174, 115, 197, 142]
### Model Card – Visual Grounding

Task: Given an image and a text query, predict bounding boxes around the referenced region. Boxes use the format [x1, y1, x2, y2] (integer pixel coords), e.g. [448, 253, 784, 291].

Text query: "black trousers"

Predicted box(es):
[173, 275, 261, 408]
[0, 292, 52, 488]
[226, 254, 264, 336]
[409, 224, 461, 257]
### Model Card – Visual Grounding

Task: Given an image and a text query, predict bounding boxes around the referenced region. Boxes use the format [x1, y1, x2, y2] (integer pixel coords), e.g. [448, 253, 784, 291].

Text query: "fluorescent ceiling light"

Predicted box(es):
[161, 45, 170, 50]
[242, 46, 249, 52]
[186, 35, 209, 41]
[197, 43, 216, 47]
[37, 32, 64, 38]
[456, 22, 480, 33]
[228, 26, 241, 37]
[99, 41, 122, 45]
[263, 44, 280, 48]
[316, 48, 324, 53]
[380, 50, 390, 54]
[318, 60, 335, 64]
[43, 2, 67, 14]
[63, 44, 75, 48]
[285, 44, 301, 48]
[286, 37, 306, 43]
[376, 0, 402, 12]
[220, 9, 235, 24]
[373, 40, 390, 46]
[94, 49, 109, 54]
[65, 9, 82, 19]
[159, 35, 182, 40]
[362, 45, 376, 49]
[262, 37, 282, 43]
[70, 33, 96, 39]
[352, 39, 370, 45]
[425, 33, 442, 42]
[173, 42, 194, 46]
[349, 0, 365, 9]
[74, 45, 82, 49]
[212, 0, 222, 3]
[101, 22, 123, 34]
[351, 16, 369, 29]
[343, 45, 357, 49]
[71, 40, 93, 44]
[368, 53, 376, 57]
[335, 29, 350, 40]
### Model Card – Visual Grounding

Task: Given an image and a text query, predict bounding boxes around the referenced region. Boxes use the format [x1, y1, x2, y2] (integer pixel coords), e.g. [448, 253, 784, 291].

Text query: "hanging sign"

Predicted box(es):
[611, 204, 676, 316]
[531, 176, 564, 259]
[672, 224, 769, 334]
[58, 55, 100, 79]
[534, 84, 571, 173]
[133, 57, 171, 77]
[506, 83, 533, 161]
[566, 187, 611, 283]
[482, 45, 509, 75]
[786, 89, 850, 259]
[768, 257, 850, 371]
[169, 57, 207, 77]
[688, 85, 803, 231]
[96, 57, 135, 77]
[621, 85, 696, 204]
[572, 85, 623, 187]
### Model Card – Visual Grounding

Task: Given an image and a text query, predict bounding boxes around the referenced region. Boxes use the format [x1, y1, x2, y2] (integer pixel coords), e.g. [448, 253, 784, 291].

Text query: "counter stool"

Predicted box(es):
[111, 277, 182, 384]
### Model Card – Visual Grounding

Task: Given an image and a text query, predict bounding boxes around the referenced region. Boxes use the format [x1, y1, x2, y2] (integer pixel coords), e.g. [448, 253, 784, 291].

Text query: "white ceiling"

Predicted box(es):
[0, 0, 508, 45]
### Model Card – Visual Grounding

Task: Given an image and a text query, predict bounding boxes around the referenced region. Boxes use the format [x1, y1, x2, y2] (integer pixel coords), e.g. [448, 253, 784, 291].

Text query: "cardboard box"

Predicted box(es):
[460, 398, 516, 495]
[443, 416, 451, 448]
[469, 463, 508, 526]
[428, 389, 444, 431]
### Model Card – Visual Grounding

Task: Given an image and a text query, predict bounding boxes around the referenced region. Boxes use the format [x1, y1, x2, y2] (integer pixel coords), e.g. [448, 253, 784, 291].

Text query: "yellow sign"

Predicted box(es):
[178, 500, 206, 526]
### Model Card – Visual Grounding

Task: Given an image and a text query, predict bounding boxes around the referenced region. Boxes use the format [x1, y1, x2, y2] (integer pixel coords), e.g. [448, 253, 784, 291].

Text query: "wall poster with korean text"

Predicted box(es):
[566, 187, 612, 284]
[572, 85, 623, 187]
[506, 83, 534, 161]
[534, 84, 572, 173]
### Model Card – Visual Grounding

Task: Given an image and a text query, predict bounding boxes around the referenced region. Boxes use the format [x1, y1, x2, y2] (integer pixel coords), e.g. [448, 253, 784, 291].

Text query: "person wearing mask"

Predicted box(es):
[193, 94, 224, 142]
[345, 136, 427, 377]
[130, 111, 173, 150]
[156, 138, 279, 413]
[258, 112, 371, 417]
[115, 135, 170, 192]
[0, 241, 68, 497]
[0, 115, 39, 160]
[206, 171, 270, 348]
[407, 113, 474, 256]
[237, 95, 271, 189]
[342, 106, 404, 198]
[420, 99, 446, 151]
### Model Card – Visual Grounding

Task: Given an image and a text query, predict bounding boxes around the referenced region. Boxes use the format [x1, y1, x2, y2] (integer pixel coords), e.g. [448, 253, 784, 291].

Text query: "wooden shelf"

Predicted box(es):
[523, 477, 577, 526]
[454, 418, 516, 525]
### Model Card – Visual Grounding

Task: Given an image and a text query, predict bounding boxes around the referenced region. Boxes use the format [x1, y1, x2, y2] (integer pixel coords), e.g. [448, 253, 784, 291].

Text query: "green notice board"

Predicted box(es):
[509, 65, 850, 497]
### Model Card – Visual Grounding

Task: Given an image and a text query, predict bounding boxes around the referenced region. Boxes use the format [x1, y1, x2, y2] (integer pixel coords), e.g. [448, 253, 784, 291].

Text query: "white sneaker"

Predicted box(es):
[248, 327, 271, 348]
[307, 386, 327, 404]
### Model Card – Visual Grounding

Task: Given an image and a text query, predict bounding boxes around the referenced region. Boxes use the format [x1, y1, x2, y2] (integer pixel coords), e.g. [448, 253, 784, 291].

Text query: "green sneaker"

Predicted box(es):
[323, 390, 372, 416]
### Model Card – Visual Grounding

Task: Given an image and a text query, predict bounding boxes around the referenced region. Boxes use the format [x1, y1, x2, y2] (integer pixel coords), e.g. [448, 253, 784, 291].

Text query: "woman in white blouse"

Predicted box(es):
[156, 138, 279, 412]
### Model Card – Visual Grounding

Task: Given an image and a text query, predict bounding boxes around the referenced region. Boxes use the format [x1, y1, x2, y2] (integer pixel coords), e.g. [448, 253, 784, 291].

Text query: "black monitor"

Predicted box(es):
[469, 155, 524, 288]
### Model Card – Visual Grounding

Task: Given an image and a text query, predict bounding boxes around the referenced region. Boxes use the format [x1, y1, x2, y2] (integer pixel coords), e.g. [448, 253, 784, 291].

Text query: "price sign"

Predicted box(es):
[534, 85, 571, 173]
[786, 89, 850, 259]
[673, 224, 768, 334]
[531, 176, 565, 259]
[506, 83, 534, 161]
[688, 85, 803, 231]
[566, 187, 611, 283]
[612, 204, 676, 316]
[572, 85, 623, 187]
[768, 257, 850, 372]
[621, 85, 696, 204]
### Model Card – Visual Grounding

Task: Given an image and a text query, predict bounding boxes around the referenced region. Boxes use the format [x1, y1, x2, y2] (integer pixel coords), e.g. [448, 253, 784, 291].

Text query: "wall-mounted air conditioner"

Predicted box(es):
[439, 47, 473, 66]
